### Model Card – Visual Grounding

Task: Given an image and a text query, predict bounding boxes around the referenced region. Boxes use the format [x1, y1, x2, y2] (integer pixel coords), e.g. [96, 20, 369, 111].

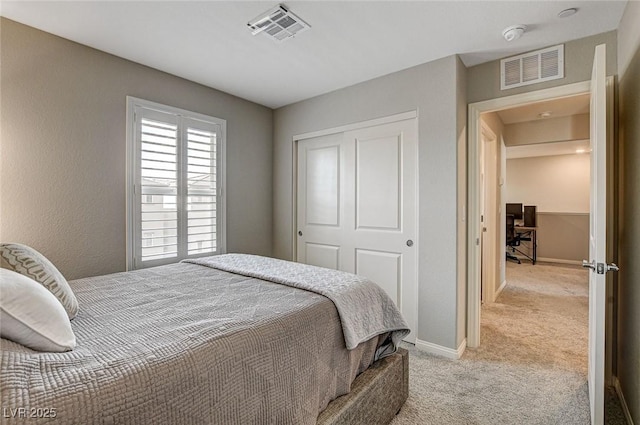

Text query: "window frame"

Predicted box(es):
[126, 96, 226, 270]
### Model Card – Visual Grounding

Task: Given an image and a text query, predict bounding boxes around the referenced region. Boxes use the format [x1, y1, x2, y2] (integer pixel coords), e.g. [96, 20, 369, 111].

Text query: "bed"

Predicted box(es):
[1, 254, 409, 424]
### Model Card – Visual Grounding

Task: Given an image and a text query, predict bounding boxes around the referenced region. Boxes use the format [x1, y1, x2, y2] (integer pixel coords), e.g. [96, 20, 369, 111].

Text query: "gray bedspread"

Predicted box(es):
[183, 254, 409, 358]
[0, 261, 391, 424]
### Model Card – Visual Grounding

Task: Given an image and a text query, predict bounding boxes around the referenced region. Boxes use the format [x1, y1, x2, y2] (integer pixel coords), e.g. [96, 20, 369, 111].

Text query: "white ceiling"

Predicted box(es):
[0, 1, 628, 108]
[497, 93, 591, 124]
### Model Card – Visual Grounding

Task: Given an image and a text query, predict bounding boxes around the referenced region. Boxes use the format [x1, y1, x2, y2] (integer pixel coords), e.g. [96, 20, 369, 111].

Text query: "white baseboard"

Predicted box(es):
[536, 257, 582, 266]
[415, 338, 466, 359]
[613, 376, 635, 425]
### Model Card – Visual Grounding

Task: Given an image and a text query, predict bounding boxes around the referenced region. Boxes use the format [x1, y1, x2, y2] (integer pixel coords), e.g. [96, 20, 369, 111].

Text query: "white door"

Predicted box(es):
[297, 119, 418, 342]
[296, 132, 345, 270]
[586, 43, 611, 425]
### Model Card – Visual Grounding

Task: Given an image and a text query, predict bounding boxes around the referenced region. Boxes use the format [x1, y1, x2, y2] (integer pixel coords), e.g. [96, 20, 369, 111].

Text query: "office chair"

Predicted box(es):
[506, 214, 521, 264]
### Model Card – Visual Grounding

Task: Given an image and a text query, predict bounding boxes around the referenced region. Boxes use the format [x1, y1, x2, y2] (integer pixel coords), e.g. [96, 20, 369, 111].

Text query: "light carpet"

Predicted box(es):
[391, 261, 627, 424]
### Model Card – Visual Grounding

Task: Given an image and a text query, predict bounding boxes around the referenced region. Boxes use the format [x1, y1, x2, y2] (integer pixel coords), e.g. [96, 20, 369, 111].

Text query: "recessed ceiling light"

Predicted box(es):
[538, 111, 553, 119]
[558, 8, 578, 19]
[502, 25, 527, 42]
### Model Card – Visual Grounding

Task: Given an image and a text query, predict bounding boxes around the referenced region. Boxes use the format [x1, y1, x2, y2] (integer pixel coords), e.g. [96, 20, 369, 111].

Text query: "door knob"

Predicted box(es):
[582, 260, 595, 270]
[406, 240, 414, 247]
[298, 231, 303, 236]
[583, 260, 620, 274]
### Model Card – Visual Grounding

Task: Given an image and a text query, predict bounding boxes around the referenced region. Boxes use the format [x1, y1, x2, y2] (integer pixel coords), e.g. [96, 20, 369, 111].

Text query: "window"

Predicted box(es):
[126, 97, 226, 269]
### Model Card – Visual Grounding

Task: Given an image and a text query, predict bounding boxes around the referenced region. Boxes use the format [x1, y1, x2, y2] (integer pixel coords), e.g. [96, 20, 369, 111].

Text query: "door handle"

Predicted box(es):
[583, 260, 620, 274]
[606, 263, 619, 272]
[582, 260, 595, 270]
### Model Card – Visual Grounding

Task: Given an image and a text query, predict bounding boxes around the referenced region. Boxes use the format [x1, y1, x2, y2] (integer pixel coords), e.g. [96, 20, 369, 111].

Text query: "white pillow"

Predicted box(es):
[0, 269, 76, 352]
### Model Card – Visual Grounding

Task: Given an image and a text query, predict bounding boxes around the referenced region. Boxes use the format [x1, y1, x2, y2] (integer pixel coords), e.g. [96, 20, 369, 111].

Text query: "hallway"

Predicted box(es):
[392, 262, 626, 424]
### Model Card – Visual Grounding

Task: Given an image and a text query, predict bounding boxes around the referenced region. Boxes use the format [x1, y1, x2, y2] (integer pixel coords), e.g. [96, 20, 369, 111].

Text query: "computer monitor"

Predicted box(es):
[506, 203, 523, 220]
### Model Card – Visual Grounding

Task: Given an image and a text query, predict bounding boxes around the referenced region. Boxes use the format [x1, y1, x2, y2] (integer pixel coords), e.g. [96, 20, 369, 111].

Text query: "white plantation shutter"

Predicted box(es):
[185, 120, 218, 256]
[127, 98, 226, 269]
[139, 111, 179, 262]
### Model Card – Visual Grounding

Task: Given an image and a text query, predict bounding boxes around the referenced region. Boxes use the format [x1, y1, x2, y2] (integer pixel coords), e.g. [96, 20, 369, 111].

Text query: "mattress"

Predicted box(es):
[1, 260, 400, 424]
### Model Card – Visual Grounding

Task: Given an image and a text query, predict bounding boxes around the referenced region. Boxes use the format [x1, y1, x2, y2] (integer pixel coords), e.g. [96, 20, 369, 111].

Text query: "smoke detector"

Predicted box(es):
[558, 8, 578, 18]
[502, 25, 527, 42]
[248, 4, 310, 43]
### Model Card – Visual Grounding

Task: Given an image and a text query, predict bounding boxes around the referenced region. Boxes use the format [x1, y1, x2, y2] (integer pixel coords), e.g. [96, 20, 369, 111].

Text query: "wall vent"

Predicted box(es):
[500, 45, 564, 90]
[248, 5, 310, 43]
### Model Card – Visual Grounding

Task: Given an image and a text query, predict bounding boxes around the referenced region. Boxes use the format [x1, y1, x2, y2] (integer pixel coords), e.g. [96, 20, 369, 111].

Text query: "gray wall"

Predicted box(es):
[506, 154, 590, 213]
[273, 55, 466, 350]
[617, 1, 640, 422]
[505, 152, 590, 264]
[468, 31, 618, 104]
[0, 18, 273, 280]
[536, 213, 589, 263]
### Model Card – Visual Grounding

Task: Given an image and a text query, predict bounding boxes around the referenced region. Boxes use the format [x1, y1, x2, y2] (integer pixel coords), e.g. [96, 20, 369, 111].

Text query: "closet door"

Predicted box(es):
[296, 133, 345, 270]
[343, 119, 417, 342]
[296, 118, 417, 342]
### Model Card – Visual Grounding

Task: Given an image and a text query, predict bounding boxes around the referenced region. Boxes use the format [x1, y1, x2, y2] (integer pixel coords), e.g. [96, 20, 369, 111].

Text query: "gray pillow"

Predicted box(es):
[0, 243, 79, 319]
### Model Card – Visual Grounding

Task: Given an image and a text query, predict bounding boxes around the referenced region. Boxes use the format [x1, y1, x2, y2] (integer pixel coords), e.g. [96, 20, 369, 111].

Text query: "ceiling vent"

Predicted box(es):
[248, 5, 310, 43]
[500, 45, 564, 90]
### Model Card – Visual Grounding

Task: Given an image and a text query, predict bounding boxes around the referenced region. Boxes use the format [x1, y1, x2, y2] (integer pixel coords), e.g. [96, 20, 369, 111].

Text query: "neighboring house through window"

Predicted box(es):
[126, 97, 226, 269]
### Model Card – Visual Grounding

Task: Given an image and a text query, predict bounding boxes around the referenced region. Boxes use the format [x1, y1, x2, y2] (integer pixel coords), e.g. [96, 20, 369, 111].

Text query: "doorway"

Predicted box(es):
[482, 93, 593, 305]
[468, 80, 593, 346]
[469, 79, 615, 355]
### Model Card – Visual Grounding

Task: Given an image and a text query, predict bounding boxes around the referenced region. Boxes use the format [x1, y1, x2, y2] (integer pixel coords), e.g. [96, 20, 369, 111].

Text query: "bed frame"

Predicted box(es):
[318, 348, 409, 425]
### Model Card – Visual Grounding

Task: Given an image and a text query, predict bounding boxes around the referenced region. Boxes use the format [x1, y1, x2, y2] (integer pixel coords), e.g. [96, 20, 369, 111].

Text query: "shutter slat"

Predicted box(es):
[142, 142, 177, 153]
[141, 242, 177, 249]
[141, 252, 178, 261]
[187, 230, 217, 237]
[186, 146, 213, 153]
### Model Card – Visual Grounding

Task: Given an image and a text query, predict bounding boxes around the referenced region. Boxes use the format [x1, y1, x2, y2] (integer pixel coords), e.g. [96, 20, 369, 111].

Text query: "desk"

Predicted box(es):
[514, 226, 537, 264]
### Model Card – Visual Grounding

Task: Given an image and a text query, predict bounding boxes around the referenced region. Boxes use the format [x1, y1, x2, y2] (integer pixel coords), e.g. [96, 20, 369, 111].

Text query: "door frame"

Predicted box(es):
[468, 80, 607, 345]
[467, 77, 615, 380]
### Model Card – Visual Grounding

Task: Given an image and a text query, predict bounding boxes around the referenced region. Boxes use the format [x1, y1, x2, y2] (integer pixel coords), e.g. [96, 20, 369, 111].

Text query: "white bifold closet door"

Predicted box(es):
[296, 118, 417, 342]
